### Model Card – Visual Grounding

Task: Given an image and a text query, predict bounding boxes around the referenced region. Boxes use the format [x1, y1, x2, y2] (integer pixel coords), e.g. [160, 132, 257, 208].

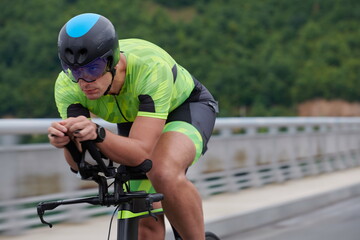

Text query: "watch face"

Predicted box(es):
[99, 126, 105, 138]
[96, 125, 106, 142]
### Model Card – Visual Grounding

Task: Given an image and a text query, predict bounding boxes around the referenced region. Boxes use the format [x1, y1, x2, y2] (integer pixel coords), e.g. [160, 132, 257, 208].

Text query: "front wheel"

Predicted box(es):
[205, 231, 221, 240]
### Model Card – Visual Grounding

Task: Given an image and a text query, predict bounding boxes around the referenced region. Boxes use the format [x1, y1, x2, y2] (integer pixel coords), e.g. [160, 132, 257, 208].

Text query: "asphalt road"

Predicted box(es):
[222, 195, 360, 240]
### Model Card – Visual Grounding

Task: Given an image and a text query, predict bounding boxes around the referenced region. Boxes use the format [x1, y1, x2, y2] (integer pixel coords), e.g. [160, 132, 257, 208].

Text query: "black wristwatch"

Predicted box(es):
[95, 124, 106, 143]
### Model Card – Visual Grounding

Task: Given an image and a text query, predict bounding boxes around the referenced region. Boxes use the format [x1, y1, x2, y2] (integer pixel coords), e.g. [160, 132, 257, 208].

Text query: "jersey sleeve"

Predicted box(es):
[134, 61, 174, 119]
[54, 72, 85, 119]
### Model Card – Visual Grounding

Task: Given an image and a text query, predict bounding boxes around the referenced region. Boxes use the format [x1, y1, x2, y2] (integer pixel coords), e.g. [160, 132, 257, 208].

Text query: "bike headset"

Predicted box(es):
[58, 13, 120, 95]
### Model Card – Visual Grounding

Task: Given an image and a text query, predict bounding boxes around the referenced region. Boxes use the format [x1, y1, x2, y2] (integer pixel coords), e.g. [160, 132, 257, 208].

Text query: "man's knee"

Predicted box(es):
[148, 167, 175, 189]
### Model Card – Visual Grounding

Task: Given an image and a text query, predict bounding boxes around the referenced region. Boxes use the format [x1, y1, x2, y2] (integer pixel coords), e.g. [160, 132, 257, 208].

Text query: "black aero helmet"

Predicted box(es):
[58, 13, 120, 70]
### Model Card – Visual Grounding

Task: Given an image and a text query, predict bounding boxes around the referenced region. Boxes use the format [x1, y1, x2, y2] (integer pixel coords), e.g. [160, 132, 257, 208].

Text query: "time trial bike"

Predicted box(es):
[37, 140, 220, 240]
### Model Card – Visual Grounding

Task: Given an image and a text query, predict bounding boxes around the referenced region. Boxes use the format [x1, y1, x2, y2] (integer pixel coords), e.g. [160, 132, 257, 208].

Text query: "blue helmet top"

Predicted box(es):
[58, 13, 120, 69]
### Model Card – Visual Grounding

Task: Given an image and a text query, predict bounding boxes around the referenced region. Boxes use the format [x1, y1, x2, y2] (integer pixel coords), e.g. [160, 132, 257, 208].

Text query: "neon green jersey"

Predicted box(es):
[55, 39, 195, 122]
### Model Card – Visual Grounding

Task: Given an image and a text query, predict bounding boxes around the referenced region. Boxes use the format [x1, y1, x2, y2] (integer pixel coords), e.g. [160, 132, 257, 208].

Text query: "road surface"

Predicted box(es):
[223, 196, 360, 240]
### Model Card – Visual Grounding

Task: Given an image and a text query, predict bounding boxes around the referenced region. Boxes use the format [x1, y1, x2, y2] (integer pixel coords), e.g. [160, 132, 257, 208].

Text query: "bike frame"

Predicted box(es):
[117, 202, 164, 240]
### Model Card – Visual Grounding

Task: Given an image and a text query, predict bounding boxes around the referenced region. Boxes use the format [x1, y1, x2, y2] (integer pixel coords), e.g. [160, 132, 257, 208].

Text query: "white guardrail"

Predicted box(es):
[1, 117, 360, 235]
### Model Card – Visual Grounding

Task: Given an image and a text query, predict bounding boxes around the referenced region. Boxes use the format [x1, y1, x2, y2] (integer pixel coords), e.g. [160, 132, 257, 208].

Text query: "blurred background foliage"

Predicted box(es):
[1, 0, 360, 118]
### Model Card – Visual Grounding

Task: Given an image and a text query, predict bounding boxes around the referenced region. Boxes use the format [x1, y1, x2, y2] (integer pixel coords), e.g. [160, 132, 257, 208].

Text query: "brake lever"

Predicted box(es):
[38, 214, 53, 228]
[145, 193, 164, 221]
[37, 196, 102, 228]
[37, 203, 55, 228]
[145, 199, 158, 222]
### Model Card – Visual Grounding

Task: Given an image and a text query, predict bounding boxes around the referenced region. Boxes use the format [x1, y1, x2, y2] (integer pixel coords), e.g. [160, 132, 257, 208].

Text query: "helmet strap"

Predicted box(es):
[103, 68, 116, 96]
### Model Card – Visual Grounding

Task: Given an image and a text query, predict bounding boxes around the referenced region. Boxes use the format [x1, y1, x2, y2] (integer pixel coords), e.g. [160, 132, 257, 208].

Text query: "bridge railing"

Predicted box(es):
[1, 117, 360, 234]
[193, 117, 360, 196]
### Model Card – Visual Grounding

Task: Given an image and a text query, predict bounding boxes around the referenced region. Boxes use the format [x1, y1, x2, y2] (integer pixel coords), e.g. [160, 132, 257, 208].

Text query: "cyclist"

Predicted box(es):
[48, 13, 218, 240]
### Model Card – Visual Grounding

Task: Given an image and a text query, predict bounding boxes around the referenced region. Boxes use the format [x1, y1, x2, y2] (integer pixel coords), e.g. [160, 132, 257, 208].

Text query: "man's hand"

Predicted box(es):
[48, 121, 70, 148]
[48, 116, 98, 147]
[61, 116, 98, 143]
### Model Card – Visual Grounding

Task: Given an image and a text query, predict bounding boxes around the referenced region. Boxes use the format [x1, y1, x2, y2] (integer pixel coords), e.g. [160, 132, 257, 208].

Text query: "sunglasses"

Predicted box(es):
[61, 57, 108, 83]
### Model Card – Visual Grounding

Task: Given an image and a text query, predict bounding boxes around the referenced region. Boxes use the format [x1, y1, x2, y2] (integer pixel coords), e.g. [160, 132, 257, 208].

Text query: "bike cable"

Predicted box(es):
[107, 205, 120, 240]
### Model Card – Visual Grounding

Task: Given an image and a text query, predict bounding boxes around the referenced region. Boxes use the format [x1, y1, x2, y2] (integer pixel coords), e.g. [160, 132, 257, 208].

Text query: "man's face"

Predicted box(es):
[78, 72, 112, 100]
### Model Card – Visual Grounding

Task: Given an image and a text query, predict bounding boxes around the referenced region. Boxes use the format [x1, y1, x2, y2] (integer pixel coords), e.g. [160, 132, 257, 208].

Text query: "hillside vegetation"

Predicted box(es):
[1, 0, 360, 117]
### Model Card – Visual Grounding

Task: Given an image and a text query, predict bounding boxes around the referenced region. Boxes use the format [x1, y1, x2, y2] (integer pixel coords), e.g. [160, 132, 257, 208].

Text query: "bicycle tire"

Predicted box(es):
[205, 231, 221, 240]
